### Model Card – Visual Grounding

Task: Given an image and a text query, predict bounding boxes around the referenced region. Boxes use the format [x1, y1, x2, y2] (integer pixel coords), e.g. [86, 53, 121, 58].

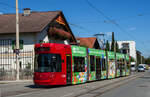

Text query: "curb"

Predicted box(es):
[0, 80, 32, 84]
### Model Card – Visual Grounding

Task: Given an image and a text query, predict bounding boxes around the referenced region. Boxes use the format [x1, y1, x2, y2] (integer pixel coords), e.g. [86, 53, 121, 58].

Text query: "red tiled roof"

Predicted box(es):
[0, 11, 60, 34]
[76, 37, 97, 48]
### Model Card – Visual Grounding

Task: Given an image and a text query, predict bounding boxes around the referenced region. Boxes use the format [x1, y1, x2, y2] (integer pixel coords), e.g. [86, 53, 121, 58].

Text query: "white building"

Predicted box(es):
[117, 41, 136, 60]
[0, 9, 77, 80]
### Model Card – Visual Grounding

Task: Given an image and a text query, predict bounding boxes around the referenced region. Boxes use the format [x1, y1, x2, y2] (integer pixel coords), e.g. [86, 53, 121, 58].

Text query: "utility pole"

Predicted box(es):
[114, 41, 117, 77]
[16, 0, 20, 80]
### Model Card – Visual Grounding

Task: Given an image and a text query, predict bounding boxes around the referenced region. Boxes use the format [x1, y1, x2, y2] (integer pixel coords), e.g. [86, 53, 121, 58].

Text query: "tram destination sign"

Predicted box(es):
[35, 47, 50, 52]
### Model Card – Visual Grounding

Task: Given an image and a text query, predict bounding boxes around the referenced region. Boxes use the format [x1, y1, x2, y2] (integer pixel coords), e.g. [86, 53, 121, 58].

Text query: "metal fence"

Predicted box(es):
[0, 39, 34, 80]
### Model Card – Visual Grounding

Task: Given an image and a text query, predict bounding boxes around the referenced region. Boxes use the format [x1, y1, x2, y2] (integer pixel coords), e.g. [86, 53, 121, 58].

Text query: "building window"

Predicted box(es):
[12, 40, 24, 49]
[121, 43, 130, 54]
[74, 56, 85, 72]
[122, 43, 129, 49]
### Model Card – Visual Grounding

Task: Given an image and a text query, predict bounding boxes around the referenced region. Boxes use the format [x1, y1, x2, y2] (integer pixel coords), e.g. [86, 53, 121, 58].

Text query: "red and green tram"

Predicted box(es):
[87, 48, 107, 81]
[120, 58, 126, 77]
[34, 43, 72, 85]
[125, 55, 130, 76]
[116, 53, 126, 77]
[107, 51, 116, 79]
[71, 45, 87, 84]
[33, 43, 130, 86]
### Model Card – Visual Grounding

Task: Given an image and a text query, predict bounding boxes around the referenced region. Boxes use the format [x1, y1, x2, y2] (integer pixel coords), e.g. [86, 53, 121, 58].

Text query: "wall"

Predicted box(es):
[117, 41, 137, 60]
[0, 26, 71, 71]
[0, 33, 36, 51]
[0, 33, 35, 70]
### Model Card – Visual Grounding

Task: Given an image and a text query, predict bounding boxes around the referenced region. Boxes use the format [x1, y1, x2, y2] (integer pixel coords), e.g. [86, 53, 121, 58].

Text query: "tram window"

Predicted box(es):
[35, 54, 61, 72]
[127, 61, 130, 69]
[117, 60, 120, 69]
[119, 59, 122, 64]
[96, 57, 101, 71]
[119, 60, 122, 68]
[121, 59, 125, 69]
[102, 59, 106, 70]
[90, 56, 95, 71]
[74, 56, 85, 72]
[122, 59, 125, 63]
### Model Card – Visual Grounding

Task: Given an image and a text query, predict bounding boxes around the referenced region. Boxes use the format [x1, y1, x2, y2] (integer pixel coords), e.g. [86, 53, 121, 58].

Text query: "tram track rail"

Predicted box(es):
[1, 72, 144, 97]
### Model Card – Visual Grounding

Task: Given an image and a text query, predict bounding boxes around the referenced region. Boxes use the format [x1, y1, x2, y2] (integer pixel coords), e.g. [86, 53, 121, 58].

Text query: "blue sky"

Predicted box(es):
[0, 0, 150, 57]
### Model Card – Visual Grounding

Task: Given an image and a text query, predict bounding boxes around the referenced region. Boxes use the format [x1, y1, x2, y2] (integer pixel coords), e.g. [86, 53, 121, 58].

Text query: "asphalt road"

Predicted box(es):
[0, 71, 148, 97]
[98, 70, 150, 97]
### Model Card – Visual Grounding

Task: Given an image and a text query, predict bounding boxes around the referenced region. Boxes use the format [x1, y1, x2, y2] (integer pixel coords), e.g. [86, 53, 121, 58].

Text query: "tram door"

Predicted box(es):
[66, 55, 72, 84]
[120, 59, 123, 76]
[96, 57, 101, 80]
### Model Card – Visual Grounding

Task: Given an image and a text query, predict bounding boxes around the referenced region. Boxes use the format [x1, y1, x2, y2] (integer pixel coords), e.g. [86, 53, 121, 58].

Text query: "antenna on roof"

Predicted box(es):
[94, 32, 106, 50]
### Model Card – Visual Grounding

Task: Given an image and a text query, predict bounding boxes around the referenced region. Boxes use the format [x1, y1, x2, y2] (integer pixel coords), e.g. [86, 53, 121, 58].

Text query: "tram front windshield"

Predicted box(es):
[34, 54, 61, 72]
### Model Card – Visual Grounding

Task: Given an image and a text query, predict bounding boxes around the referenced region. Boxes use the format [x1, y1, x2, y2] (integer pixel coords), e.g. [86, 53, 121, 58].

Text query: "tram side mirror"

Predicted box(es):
[62, 60, 64, 63]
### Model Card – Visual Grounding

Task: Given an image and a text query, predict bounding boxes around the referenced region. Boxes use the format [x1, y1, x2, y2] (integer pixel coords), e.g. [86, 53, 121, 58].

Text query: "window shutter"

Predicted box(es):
[12, 40, 15, 49]
[12, 40, 24, 49]
[19, 40, 23, 49]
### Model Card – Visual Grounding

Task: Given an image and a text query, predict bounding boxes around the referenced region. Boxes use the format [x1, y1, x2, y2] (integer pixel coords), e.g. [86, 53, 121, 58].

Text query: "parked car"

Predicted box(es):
[138, 65, 145, 72]
[139, 64, 146, 69]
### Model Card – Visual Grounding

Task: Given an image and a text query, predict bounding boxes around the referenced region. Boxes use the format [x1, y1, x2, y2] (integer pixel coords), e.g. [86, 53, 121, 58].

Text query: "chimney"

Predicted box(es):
[23, 8, 31, 16]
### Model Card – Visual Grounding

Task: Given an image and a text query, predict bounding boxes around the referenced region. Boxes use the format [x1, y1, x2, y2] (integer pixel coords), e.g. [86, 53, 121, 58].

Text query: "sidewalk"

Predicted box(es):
[0, 80, 33, 84]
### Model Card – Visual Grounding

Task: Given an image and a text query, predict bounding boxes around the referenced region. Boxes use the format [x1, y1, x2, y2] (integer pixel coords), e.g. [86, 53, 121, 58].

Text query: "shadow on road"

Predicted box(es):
[25, 84, 72, 89]
[25, 82, 88, 89]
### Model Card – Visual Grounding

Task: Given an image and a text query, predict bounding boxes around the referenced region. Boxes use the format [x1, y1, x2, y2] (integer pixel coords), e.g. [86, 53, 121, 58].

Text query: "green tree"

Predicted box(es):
[142, 56, 145, 64]
[136, 52, 145, 66]
[106, 40, 110, 51]
[115, 41, 120, 53]
[136, 53, 141, 65]
[145, 56, 150, 64]
[111, 32, 115, 51]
